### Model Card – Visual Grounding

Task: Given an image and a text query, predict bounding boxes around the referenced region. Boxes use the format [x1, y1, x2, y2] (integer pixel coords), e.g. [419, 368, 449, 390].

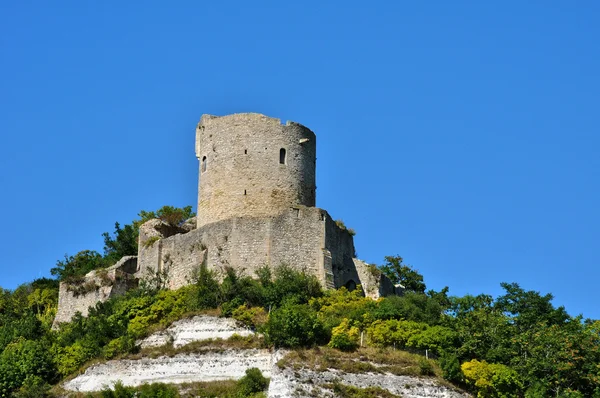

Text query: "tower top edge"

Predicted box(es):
[199, 113, 314, 133]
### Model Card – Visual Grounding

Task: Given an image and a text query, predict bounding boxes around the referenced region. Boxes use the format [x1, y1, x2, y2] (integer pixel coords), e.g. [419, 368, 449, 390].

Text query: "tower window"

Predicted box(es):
[279, 148, 286, 165]
[201, 156, 207, 173]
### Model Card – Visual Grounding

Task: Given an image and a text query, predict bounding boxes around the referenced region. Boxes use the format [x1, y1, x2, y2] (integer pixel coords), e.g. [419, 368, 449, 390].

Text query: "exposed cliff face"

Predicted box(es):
[138, 315, 253, 349]
[63, 316, 470, 397]
[268, 365, 470, 398]
[64, 349, 273, 392]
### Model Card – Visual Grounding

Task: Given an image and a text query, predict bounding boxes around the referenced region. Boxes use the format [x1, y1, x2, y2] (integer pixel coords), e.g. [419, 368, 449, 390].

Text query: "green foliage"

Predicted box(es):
[232, 305, 267, 329]
[330, 382, 400, 398]
[262, 264, 323, 308]
[418, 357, 436, 376]
[195, 264, 222, 309]
[12, 375, 51, 398]
[329, 318, 361, 351]
[100, 381, 180, 398]
[372, 293, 443, 325]
[135, 205, 195, 228]
[310, 286, 375, 331]
[439, 351, 463, 383]
[0, 339, 55, 397]
[378, 255, 426, 294]
[2, 242, 600, 397]
[461, 359, 523, 398]
[263, 301, 326, 348]
[236, 367, 269, 397]
[50, 250, 106, 282]
[102, 222, 138, 266]
[367, 319, 426, 348]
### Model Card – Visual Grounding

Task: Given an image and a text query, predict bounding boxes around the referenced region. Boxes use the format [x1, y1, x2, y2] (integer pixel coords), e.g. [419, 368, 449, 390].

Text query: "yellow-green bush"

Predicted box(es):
[366, 319, 426, 348]
[310, 287, 375, 330]
[328, 318, 361, 351]
[461, 359, 523, 398]
[232, 305, 267, 329]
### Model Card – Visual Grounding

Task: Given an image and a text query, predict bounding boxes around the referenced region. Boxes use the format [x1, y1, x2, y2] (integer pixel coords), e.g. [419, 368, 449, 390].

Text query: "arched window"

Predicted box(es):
[279, 148, 286, 165]
[201, 156, 207, 173]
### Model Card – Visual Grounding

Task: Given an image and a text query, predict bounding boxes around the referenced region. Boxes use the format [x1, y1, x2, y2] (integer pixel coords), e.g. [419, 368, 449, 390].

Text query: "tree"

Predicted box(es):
[135, 205, 195, 228]
[379, 255, 426, 293]
[102, 222, 138, 265]
[263, 302, 326, 347]
[49, 250, 105, 281]
[495, 282, 569, 333]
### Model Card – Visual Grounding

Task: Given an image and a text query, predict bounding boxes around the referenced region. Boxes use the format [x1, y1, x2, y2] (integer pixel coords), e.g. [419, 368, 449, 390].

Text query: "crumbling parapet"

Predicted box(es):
[353, 258, 397, 299]
[52, 256, 138, 329]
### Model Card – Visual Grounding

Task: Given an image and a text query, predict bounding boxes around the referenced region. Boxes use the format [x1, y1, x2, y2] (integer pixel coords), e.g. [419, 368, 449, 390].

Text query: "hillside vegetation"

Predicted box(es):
[0, 206, 599, 397]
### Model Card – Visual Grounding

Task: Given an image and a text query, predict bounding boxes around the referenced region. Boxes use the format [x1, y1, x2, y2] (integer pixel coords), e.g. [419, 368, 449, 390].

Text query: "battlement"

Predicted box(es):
[198, 113, 313, 130]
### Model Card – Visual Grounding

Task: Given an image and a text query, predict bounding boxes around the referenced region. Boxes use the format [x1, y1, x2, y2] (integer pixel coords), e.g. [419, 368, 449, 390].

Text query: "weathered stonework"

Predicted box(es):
[54, 113, 397, 326]
[136, 207, 356, 290]
[53, 256, 138, 328]
[196, 113, 316, 228]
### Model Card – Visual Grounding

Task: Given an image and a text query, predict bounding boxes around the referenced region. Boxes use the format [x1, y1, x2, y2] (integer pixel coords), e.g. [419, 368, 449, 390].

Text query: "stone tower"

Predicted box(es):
[195, 113, 317, 228]
[53, 112, 398, 328]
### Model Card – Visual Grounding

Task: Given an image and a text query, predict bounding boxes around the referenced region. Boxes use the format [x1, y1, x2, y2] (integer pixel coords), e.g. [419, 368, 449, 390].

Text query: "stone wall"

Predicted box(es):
[196, 113, 317, 228]
[137, 208, 394, 297]
[353, 258, 397, 299]
[53, 256, 138, 328]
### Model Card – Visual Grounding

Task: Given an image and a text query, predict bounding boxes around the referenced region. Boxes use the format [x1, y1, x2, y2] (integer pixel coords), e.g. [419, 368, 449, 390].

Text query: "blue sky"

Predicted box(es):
[1, 2, 599, 318]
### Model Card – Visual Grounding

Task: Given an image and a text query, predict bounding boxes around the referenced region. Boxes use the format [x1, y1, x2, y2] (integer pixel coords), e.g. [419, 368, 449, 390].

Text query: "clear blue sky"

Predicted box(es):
[1, 2, 599, 318]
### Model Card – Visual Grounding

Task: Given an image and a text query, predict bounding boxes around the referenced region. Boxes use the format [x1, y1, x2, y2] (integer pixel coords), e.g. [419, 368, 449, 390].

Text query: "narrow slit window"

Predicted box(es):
[279, 148, 286, 164]
[244, 190, 247, 195]
[201, 156, 207, 173]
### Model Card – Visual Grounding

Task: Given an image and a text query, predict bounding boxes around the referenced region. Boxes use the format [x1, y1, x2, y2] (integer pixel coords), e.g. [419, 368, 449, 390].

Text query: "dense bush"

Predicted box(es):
[328, 318, 360, 351]
[2, 217, 600, 398]
[237, 367, 269, 397]
[263, 301, 327, 348]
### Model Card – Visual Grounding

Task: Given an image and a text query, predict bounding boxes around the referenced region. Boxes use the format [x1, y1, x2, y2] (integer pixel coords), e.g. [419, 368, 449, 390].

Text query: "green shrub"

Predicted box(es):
[461, 359, 523, 398]
[237, 367, 268, 396]
[418, 357, 435, 376]
[196, 264, 221, 309]
[328, 318, 360, 351]
[100, 381, 180, 398]
[439, 351, 463, 383]
[263, 265, 322, 308]
[263, 302, 326, 348]
[232, 305, 267, 329]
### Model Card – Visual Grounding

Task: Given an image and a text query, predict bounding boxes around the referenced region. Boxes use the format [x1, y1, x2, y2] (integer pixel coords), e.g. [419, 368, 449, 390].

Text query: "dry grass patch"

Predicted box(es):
[278, 346, 442, 379]
[130, 333, 266, 359]
[324, 382, 402, 398]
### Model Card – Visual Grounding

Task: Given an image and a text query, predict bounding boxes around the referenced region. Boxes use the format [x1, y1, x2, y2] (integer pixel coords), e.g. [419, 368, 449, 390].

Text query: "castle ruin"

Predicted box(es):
[53, 113, 396, 327]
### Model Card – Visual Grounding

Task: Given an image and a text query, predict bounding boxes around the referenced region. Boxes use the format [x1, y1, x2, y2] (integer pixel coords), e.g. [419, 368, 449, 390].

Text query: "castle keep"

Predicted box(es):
[54, 113, 395, 326]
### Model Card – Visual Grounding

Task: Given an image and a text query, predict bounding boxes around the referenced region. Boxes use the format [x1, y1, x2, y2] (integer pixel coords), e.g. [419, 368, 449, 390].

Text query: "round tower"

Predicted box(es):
[195, 113, 316, 228]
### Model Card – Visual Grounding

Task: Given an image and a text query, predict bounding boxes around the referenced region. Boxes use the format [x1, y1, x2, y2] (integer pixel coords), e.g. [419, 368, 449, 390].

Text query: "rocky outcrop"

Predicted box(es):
[268, 365, 469, 398]
[138, 315, 253, 349]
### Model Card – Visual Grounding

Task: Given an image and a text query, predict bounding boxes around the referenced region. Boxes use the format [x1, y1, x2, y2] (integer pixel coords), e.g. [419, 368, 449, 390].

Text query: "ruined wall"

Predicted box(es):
[196, 113, 317, 228]
[138, 208, 328, 288]
[136, 207, 392, 296]
[324, 217, 358, 289]
[353, 259, 397, 299]
[53, 256, 138, 328]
